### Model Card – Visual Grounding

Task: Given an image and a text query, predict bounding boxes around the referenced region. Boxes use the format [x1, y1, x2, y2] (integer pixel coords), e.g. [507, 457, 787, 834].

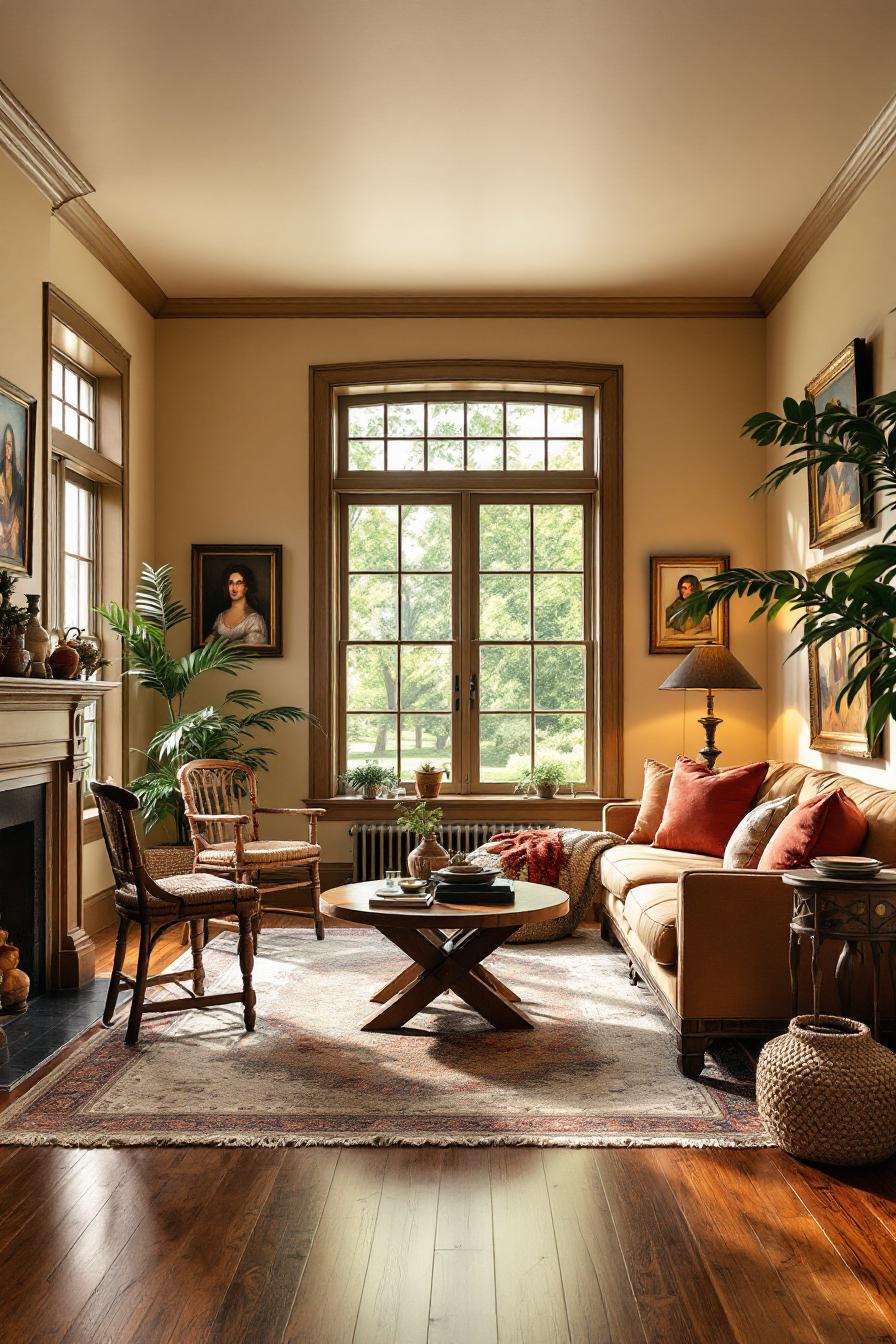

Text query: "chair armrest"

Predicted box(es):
[256, 807, 326, 816]
[602, 801, 638, 836]
[676, 869, 792, 1019]
[184, 812, 252, 825]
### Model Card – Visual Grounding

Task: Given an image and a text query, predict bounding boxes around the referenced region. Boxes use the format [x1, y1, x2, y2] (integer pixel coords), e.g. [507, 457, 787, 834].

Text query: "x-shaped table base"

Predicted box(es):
[363, 925, 534, 1031]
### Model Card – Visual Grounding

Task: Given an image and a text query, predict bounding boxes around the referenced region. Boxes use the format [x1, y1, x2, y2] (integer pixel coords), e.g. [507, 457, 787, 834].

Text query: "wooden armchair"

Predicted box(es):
[177, 758, 326, 943]
[91, 780, 259, 1046]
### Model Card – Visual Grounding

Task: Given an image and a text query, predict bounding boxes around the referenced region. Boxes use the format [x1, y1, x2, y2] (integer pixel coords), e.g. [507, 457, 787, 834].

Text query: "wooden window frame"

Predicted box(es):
[43, 285, 130, 838]
[308, 359, 623, 820]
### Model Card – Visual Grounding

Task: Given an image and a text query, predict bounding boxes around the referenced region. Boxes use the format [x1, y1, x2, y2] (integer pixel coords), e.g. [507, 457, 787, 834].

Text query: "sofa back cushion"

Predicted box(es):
[626, 759, 673, 844]
[652, 757, 768, 858]
[758, 788, 868, 870]
[759, 761, 896, 864]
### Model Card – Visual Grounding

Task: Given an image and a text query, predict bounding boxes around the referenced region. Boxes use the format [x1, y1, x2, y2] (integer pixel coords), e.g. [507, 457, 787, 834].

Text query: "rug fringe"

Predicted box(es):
[0, 1132, 773, 1150]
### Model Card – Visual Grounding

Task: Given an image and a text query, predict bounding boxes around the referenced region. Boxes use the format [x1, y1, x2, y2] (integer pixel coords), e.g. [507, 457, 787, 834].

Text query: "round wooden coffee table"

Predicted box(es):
[320, 880, 569, 1032]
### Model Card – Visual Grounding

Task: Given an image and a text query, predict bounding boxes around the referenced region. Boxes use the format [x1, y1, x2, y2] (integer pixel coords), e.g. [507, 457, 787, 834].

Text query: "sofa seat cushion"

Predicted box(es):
[623, 882, 678, 966]
[600, 844, 721, 898]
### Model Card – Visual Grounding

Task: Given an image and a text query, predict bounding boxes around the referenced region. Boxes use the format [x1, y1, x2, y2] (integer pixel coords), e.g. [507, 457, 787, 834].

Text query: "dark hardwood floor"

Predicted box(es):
[3, 918, 895, 1343]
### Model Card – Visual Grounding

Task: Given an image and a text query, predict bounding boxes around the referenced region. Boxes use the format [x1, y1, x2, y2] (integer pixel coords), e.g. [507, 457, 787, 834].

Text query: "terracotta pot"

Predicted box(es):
[0, 631, 31, 677]
[415, 769, 444, 800]
[536, 783, 559, 799]
[407, 834, 450, 880]
[47, 642, 80, 680]
[24, 594, 50, 678]
[756, 1014, 896, 1165]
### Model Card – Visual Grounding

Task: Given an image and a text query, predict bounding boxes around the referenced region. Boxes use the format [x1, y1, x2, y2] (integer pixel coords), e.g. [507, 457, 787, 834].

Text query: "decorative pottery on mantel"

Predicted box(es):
[47, 641, 80, 680]
[0, 631, 31, 677]
[756, 1014, 896, 1165]
[407, 833, 450, 880]
[24, 594, 50, 678]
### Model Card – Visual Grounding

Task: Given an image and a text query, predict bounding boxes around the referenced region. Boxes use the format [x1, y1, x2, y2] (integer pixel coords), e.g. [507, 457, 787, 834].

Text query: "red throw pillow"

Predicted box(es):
[652, 757, 769, 858]
[758, 789, 868, 870]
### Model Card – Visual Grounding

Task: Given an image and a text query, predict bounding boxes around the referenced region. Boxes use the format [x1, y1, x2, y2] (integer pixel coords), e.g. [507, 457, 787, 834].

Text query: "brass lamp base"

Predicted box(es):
[698, 691, 722, 770]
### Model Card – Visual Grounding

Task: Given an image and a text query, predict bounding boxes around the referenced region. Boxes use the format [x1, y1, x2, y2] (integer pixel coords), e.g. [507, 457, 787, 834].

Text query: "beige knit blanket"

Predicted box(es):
[467, 828, 623, 942]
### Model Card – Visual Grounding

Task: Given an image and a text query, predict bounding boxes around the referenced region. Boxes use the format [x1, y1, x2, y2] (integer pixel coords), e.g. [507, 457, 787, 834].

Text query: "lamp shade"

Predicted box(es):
[659, 643, 761, 692]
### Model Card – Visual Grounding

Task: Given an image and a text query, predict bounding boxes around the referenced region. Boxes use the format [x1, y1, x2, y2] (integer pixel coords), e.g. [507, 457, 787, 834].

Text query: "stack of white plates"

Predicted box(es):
[810, 855, 884, 880]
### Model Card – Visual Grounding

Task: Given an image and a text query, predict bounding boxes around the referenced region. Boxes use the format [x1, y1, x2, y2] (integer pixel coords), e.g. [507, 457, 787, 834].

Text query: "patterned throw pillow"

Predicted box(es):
[723, 795, 795, 870]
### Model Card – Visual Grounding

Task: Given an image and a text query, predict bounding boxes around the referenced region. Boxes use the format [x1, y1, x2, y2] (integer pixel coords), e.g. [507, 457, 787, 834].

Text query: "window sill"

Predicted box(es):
[304, 794, 613, 824]
[83, 808, 101, 844]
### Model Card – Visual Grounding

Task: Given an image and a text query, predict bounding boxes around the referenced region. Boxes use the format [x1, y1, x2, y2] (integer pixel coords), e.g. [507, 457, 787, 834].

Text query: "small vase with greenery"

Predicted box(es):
[339, 760, 399, 799]
[677, 392, 896, 749]
[99, 563, 314, 846]
[394, 799, 449, 878]
[515, 762, 567, 800]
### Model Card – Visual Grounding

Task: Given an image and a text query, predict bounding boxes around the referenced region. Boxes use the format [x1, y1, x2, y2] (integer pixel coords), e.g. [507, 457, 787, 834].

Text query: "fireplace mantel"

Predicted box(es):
[0, 677, 118, 989]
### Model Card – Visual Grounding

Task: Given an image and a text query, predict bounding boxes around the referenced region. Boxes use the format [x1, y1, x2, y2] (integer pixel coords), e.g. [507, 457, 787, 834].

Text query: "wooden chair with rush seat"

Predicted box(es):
[91, 780, 260, 1046]
[177, 758, 326, 944]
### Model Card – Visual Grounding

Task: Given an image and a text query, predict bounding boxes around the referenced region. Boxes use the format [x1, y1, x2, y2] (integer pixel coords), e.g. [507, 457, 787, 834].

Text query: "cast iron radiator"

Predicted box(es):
[350, 821, 551, 882]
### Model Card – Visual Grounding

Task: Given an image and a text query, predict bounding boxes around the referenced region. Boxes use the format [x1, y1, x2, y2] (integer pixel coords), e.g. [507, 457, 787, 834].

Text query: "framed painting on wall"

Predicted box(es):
[806, 338, 873, 548]
[0, 374, 36, 575]
[649, 555, 729, 654]
[191, 544, 282, 656]
[807, 551, 880, 759]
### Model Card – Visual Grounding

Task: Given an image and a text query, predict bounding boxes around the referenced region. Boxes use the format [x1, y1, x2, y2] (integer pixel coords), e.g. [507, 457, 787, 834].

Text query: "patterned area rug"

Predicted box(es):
[0, 929, 768, 1148]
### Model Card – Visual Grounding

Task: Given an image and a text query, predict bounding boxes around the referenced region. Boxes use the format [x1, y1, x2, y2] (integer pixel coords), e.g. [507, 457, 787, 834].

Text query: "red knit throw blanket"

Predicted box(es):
[485, 828, 566, 887]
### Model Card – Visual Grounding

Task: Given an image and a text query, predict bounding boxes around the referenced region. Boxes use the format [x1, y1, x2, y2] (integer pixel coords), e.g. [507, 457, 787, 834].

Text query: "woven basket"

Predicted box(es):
[756, 1014, 896, 1165]
[143, 844, 195, 880]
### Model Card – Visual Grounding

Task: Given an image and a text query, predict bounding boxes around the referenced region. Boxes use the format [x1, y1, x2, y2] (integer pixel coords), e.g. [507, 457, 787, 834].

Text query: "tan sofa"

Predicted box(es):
[599, 761, 896, 1077]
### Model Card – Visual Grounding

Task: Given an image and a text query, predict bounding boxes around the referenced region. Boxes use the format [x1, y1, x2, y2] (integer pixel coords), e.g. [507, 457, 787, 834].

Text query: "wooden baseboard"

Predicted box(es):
[320, 862, 353, 890]
[83, 885, 116, 937]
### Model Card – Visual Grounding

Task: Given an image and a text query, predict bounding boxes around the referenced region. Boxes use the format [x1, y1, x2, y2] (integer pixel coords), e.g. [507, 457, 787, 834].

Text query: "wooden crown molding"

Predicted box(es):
[53, 198, 166, 316]
[158, 294, 763, 319]
[755, 90, 896, 315]
[0, 78, 93, 205]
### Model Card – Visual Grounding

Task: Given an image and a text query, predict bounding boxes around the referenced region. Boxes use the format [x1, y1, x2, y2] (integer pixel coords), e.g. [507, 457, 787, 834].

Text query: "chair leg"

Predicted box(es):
[189, 920, 206, 996]
[103, 915, 129, 1026]
[252, 908, 262, 955]
[125, 922, 152, 1046]
[237, 913, 257, 1031]
[311, 860, 324, 941]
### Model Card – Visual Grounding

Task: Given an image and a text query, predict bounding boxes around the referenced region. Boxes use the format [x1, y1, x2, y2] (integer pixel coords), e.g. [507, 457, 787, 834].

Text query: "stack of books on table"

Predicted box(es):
[433, 877, 515, 904]
[368, 886, 434, 909]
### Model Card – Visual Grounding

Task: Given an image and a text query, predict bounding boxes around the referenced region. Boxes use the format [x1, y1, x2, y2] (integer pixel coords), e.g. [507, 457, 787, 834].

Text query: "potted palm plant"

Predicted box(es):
[99, 563, 315, 874]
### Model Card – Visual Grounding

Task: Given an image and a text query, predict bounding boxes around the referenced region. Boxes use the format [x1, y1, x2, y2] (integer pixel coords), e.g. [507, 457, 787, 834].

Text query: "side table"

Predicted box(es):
[783, 868, 896, 1041]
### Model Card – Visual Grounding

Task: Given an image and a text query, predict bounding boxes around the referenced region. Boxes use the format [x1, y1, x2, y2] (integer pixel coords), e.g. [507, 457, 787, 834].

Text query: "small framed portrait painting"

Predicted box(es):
[806, 338, 873, 548]
[191, 544, 282, 656]
[807, 552, 880, 759]
[650, 555, 729, 654]
[0, 374, 36, 575]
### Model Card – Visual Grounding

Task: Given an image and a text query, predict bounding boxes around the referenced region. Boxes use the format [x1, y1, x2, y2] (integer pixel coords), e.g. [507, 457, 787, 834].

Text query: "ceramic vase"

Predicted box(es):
[756, 1014, 896, 1165]
[47, 641, 80, 680]
[407, 834, 450, 880]
[24, 594, 50, 678]
[0, 631, 31, 677]
[414, 769, 444, 800]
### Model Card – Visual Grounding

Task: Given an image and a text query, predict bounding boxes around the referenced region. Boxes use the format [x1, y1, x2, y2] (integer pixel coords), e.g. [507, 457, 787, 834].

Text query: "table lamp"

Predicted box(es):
[659, 643, 761, 769]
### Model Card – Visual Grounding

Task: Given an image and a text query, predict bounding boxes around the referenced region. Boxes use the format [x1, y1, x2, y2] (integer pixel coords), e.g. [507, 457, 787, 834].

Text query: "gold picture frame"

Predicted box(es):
[807, 550, 879, 759]
[806, 338, 873, 548]
[649, 554, 729, 654]
[0, 374, 36, 576]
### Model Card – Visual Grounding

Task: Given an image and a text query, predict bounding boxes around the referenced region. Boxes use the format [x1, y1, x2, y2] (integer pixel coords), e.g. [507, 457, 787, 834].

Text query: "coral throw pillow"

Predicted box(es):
[652, 757, 769, 858]
[758, 789, 868, 871]
[627, 759, 674, 844]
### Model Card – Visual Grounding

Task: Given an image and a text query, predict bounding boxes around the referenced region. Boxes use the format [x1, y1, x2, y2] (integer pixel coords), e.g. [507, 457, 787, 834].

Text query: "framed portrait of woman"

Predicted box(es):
[0, 374, 36, 576]
[649, 555, 729, 654]
[807, 551, 880, 759]
[806, 338, 873, 548]
[191, 544, 282, 656]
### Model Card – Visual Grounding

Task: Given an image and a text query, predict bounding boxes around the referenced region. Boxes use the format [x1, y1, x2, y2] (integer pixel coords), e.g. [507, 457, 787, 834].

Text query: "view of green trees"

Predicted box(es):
[345, 496, 587, 783]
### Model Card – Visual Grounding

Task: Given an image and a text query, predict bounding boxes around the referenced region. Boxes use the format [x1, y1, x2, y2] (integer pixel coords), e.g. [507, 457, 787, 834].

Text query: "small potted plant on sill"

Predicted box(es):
[394, 800, 449, 879]
[515, 762, 568, 800]
[340, 760, 399, 800]
[414, 761, 448, 800]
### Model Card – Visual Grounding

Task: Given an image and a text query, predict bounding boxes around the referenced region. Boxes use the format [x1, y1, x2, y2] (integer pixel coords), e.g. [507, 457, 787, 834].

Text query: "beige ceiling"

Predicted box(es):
[3, 0, 896, 298]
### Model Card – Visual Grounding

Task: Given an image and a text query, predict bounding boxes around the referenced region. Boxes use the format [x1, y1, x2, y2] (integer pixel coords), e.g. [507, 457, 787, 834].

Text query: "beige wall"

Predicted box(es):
[0, 150, 156, 900]
[765, 153, 896, 786]
[156, 317, 768, 861]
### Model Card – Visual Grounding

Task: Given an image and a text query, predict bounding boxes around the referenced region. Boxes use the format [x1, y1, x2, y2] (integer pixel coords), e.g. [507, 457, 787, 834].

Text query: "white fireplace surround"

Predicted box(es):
[0, 678, 116, 990]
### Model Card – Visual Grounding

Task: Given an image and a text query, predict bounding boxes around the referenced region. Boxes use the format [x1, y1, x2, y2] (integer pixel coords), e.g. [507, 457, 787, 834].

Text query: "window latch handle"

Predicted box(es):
[454, 674, 460, 713]
[469, 673, 478, 706]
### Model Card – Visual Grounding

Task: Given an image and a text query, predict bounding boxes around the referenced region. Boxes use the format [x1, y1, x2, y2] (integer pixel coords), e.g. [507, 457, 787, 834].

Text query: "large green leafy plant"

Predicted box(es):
[681, 393, 896, 747]
[99, 564, 313, 842]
